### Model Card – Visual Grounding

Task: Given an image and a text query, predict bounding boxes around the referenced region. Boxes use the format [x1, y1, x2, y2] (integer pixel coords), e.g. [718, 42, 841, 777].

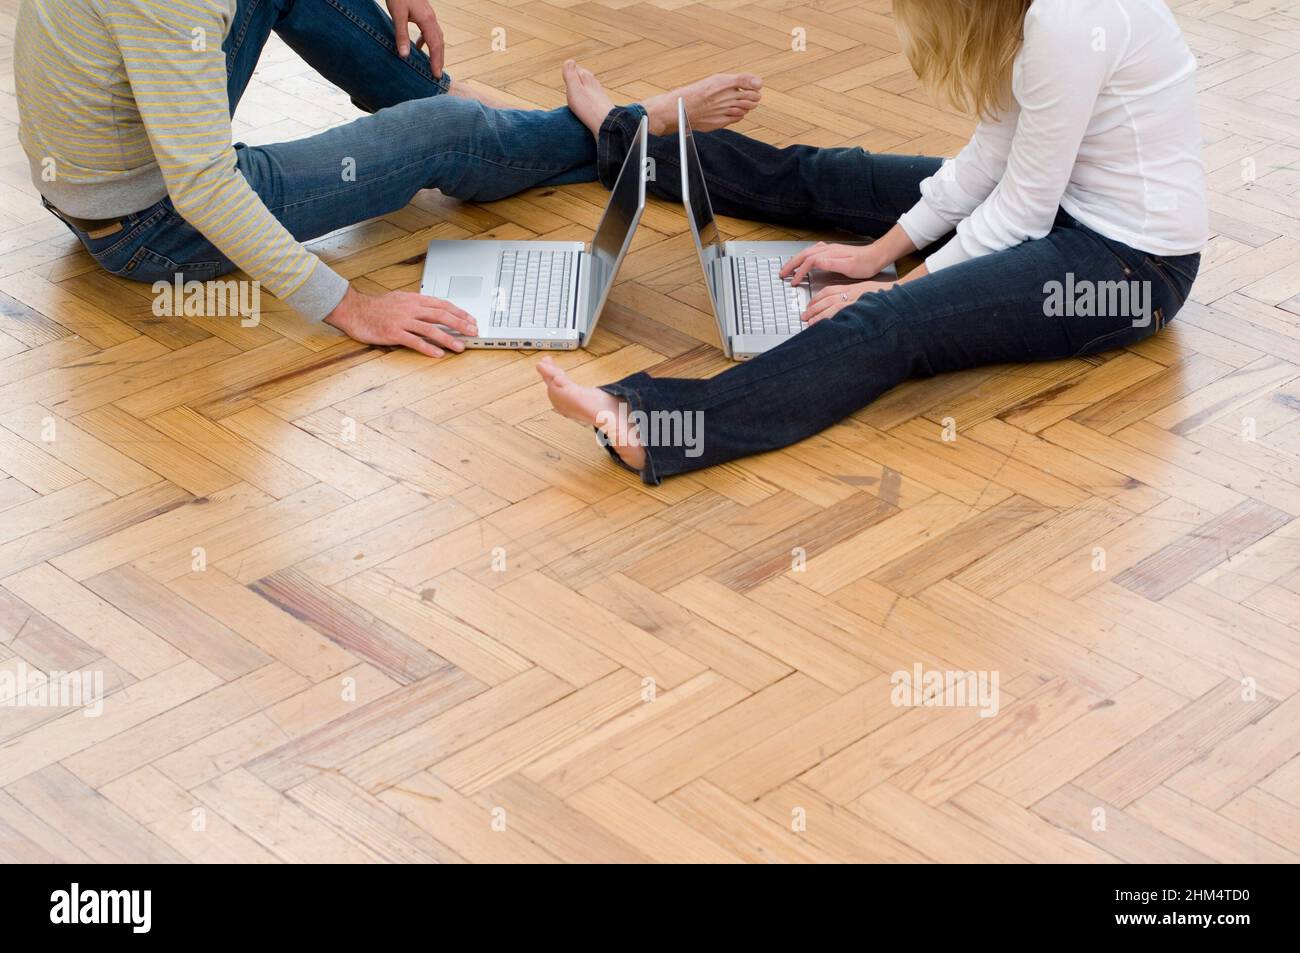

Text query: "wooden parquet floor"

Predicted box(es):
[2, 0, 1300, 864]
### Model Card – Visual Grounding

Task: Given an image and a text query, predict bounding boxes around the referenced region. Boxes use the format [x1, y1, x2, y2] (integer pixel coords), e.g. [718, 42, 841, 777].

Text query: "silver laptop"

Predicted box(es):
[420, 117, 649, 350]
[678, 99, 892, 360]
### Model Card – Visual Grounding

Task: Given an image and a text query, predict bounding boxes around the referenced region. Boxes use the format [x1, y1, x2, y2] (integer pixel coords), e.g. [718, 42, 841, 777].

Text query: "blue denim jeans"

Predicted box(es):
[596, 106, 1202, 485]
[52, 0, 599, 284]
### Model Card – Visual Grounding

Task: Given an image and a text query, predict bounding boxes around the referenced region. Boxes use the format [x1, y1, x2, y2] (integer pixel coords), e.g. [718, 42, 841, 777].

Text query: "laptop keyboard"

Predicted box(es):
[736, 257, 810, 335]
[491, 250, 575, 328]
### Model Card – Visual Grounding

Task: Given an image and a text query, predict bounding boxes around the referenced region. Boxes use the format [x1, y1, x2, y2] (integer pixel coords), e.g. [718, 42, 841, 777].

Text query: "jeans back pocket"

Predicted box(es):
[121, 246, 225, 283]
[1144, 254, 1200, 314]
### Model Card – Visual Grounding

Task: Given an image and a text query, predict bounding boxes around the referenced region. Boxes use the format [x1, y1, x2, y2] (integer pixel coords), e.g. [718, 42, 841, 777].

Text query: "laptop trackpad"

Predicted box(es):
[442, 275, 483, 299]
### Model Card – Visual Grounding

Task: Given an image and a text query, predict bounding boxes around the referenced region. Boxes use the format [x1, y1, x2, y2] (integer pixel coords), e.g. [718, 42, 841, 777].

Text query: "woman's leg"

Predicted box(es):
[568, 67, 943, 238]
[542, 214, 1200, 484]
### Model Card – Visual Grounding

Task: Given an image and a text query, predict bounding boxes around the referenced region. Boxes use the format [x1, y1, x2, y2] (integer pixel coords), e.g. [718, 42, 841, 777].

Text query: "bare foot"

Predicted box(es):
[564, 60, 762, 138]
[563, 59, 617, 137]
[538, 357, 647, 471]
[643, 73, 763, 135]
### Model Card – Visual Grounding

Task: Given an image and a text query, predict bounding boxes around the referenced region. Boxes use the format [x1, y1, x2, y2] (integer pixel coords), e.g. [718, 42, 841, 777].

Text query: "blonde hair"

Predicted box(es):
[894, 0, 1032, 120]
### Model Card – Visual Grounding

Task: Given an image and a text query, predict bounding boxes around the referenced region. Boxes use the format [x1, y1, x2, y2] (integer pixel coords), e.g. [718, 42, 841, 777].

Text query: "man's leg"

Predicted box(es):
[225, 0, 291, 111]
[273, 0, 456, 110]
[122, 65, 768, 282]
[593, 108, 943, 239]
[248, 98, 598, 235]
[543, 216, 1198, 484]
[224, 0, 457, 115]
[135, 98, 598, 273]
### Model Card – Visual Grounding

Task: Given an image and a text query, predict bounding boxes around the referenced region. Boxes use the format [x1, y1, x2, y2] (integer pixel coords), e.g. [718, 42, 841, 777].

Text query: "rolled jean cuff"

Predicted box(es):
[597, 105, 648, 189]
[599, 373, 663, 486]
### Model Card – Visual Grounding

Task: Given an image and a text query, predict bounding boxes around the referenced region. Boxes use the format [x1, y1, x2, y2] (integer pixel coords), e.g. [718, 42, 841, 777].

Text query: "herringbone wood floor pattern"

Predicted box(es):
[2, 0, 1299, 864]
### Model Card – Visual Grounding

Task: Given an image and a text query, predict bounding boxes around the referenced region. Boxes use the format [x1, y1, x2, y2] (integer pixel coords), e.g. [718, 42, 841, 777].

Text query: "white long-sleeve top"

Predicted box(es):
[898, 0, 1208, 271]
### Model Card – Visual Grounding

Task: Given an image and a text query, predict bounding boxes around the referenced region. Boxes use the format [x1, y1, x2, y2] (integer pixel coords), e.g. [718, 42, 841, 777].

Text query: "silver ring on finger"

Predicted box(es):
[840, 292, 848, 301]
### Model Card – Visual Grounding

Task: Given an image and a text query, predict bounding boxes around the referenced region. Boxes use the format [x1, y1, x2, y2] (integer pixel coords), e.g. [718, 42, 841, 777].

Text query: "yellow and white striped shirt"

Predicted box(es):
[16, 0, 348, 319]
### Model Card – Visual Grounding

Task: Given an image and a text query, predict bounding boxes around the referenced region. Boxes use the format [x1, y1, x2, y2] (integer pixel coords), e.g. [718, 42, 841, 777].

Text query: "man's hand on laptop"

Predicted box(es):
[781, 242, 885, 287]
[386, 0, 445, 76]
[325, 287, 476, 357]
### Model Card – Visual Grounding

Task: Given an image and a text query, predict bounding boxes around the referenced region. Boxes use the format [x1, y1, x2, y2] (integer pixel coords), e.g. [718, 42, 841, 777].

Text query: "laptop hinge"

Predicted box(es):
[574, 251, 588, 341]
[717, 257, 740, 338]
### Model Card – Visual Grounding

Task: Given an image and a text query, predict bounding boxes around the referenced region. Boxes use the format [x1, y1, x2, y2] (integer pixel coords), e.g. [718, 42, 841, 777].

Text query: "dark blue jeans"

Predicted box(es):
[596, 106, 1201, 485]
[53, 0, 599, 283]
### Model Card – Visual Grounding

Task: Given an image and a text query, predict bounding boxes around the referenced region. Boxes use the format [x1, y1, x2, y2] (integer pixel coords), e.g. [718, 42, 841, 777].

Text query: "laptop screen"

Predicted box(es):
[583, 118, 648, 332]
[678, 100, 727, 324]
[681, 111, 722, 263]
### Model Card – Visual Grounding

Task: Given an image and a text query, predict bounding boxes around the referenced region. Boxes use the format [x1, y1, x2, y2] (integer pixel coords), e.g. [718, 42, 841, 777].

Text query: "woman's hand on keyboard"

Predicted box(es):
[800, 280, 897, 324]
[781, 242, 884, 286]
[326, 287, 478, 357]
